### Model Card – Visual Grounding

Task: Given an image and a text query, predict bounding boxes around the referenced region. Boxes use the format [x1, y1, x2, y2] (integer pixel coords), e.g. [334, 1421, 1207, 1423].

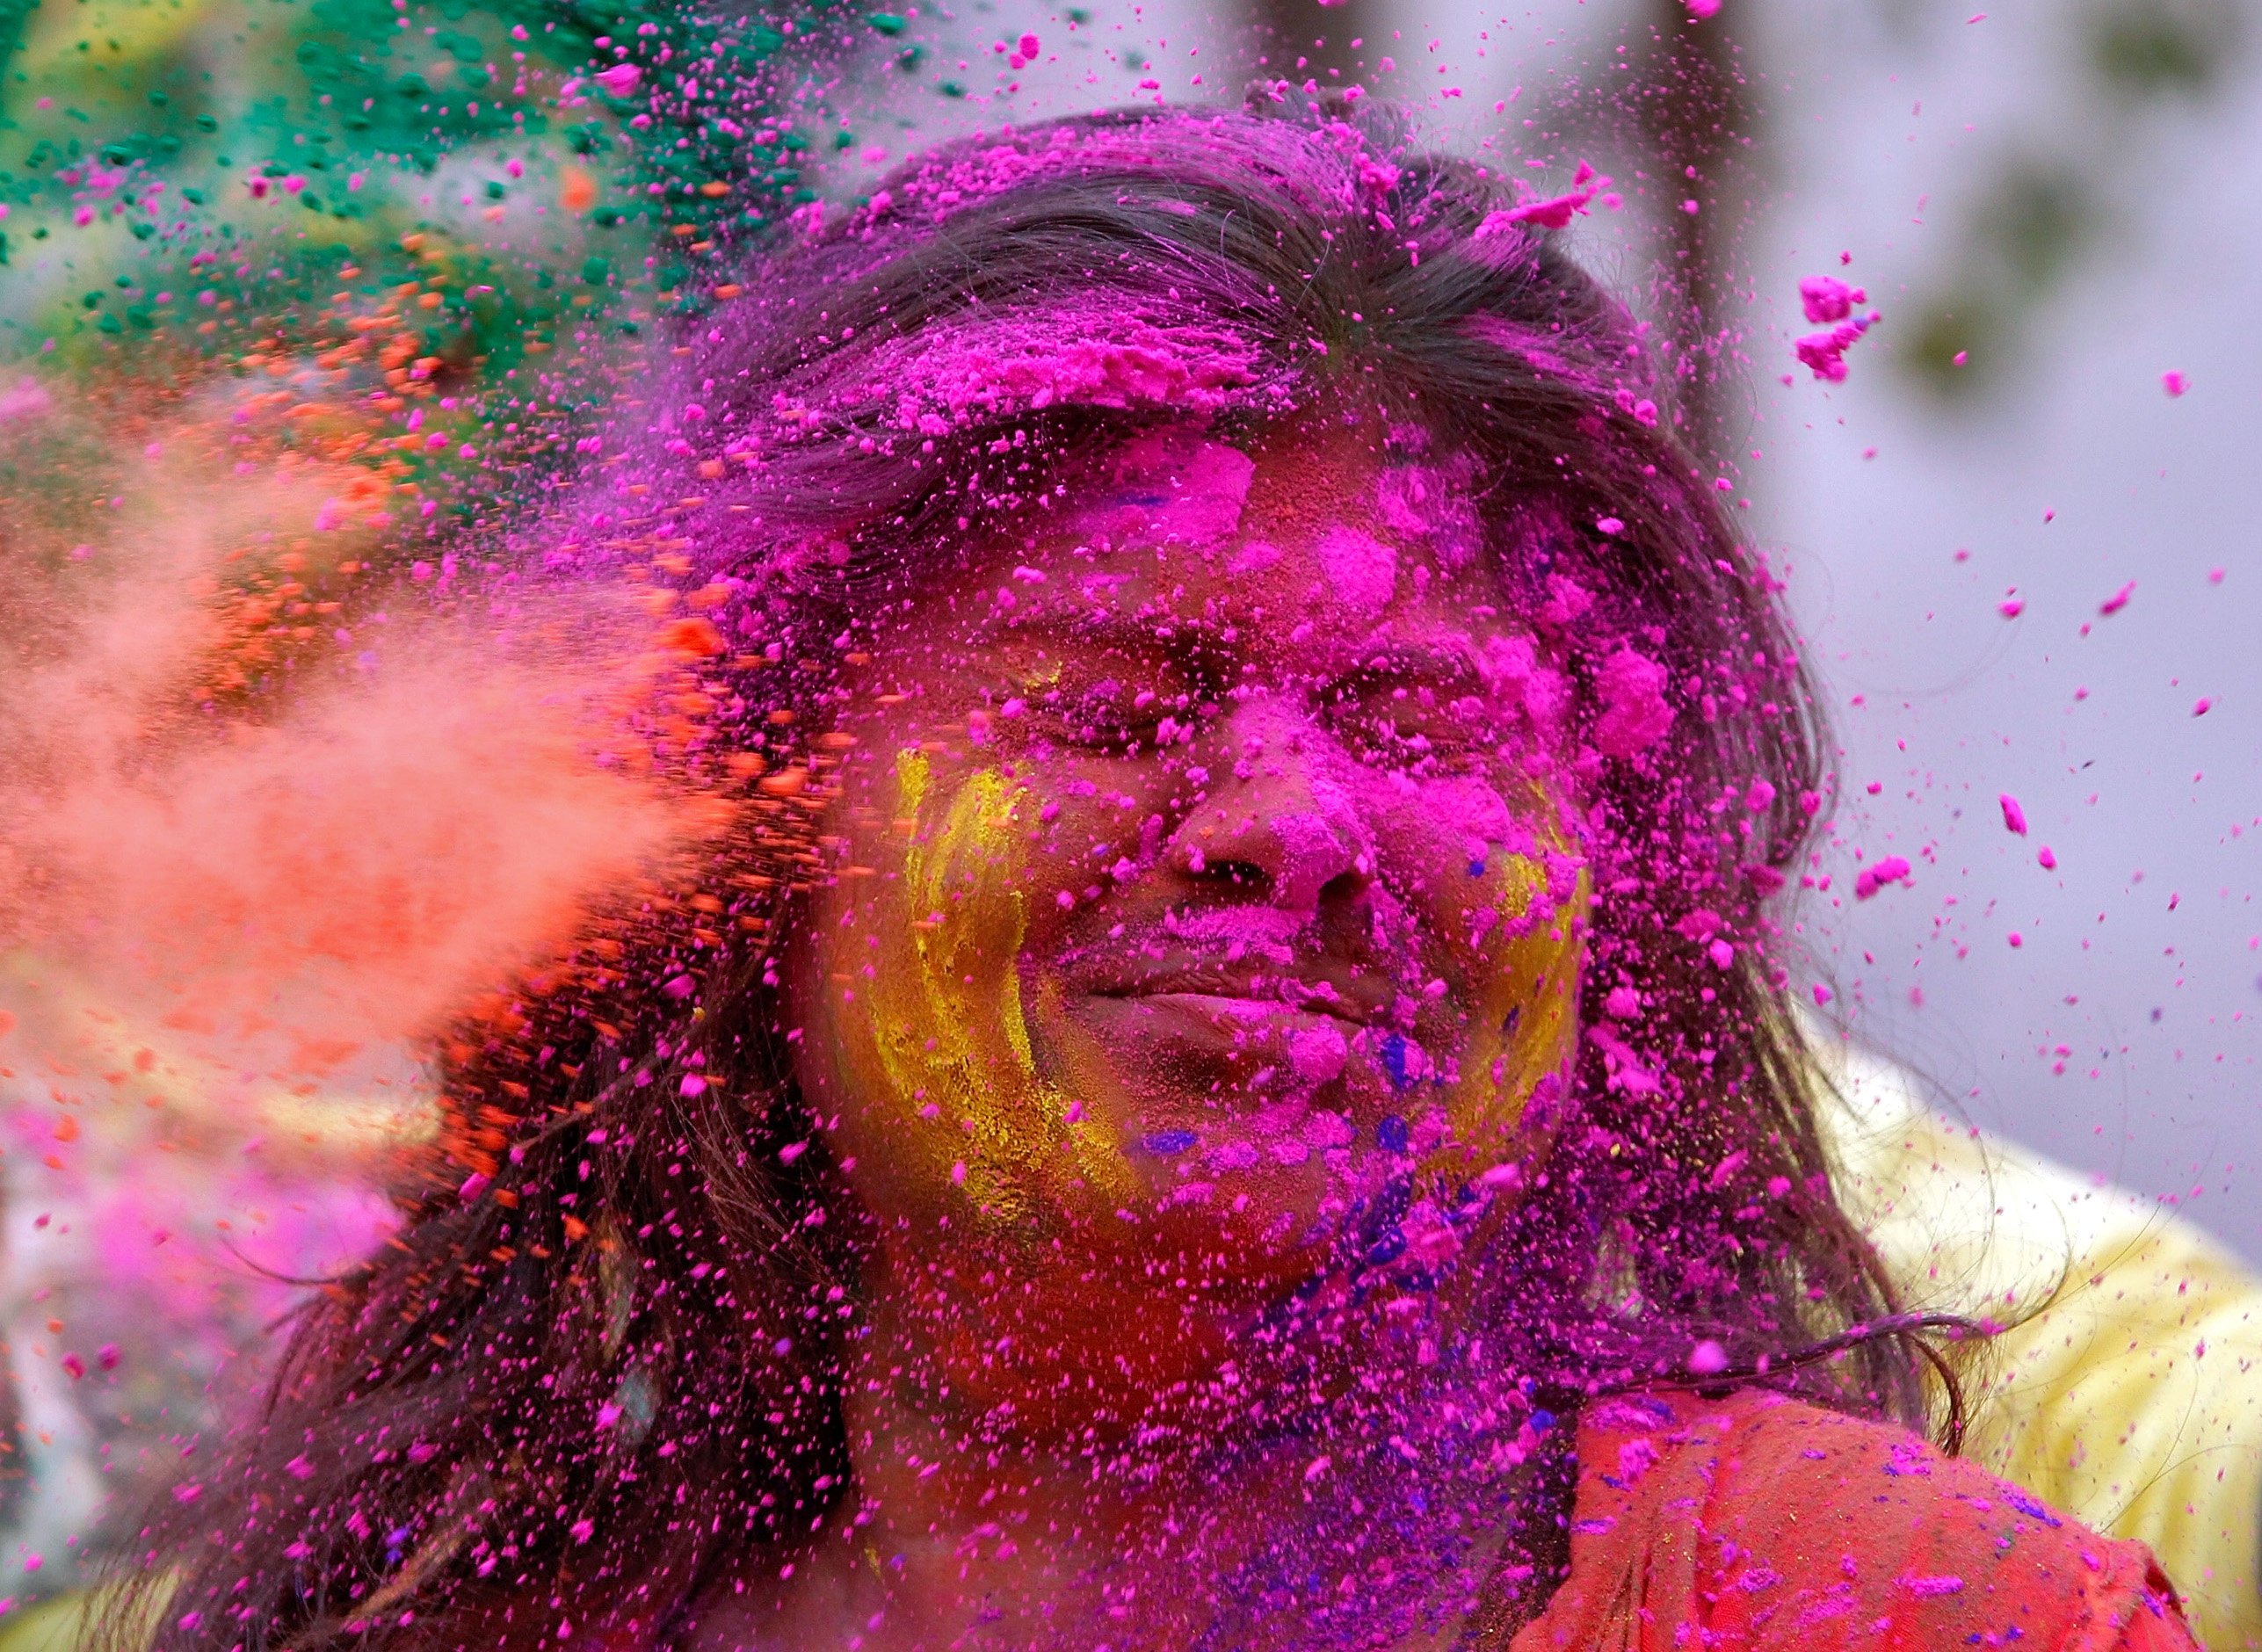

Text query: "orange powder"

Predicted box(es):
[0, 388, 716, 1163]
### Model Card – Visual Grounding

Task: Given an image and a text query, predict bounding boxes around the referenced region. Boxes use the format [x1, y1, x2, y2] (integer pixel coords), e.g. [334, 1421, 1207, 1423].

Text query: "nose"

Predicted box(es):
[1168, 693, 1372, 917]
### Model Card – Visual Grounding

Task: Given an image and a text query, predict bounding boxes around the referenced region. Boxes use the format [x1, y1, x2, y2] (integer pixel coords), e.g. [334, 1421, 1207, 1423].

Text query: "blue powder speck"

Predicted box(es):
[1380, 1033, 1413, 1090]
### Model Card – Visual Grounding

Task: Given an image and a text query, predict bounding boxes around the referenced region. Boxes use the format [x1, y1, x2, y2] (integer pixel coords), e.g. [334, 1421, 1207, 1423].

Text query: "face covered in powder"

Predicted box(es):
[791, 413, 1589, 1395]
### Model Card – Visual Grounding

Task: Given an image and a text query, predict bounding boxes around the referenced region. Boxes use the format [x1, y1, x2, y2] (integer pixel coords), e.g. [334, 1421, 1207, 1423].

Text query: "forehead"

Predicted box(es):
[876, 424, 1528, 681]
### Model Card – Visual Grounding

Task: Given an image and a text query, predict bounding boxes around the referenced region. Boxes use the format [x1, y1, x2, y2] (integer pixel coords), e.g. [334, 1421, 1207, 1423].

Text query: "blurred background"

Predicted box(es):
[0, 0, 2256, 1624]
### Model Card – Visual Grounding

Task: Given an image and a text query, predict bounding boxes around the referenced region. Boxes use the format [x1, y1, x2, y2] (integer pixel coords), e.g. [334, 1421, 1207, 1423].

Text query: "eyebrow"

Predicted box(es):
[1315, 625, 1505, 696]
[969, 576, 1526, 686]
[975, 602, 1209, 663]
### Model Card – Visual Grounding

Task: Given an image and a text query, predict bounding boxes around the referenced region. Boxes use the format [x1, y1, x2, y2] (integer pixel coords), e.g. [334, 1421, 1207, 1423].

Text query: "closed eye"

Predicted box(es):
[1322, 666, 1497, 772]
[991, 660, 1206, 757]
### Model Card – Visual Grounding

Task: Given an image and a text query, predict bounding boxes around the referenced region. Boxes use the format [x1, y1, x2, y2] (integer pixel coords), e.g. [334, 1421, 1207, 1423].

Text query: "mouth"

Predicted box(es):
[1084, 960, 1388, 1029]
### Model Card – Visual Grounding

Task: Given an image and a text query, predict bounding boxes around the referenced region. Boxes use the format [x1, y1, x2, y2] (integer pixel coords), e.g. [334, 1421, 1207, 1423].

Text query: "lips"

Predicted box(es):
[1081, 957, 1388, 1028]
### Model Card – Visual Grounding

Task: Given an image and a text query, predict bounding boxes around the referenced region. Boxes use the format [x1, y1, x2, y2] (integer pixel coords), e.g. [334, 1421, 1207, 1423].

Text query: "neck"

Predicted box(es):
[690, 1237, 1569, 1651]
[844, 1226, 1286, 1537]
[714, 1235, 1302, 1648]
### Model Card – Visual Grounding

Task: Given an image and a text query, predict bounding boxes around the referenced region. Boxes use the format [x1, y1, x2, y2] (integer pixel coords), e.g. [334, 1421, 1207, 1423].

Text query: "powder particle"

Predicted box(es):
[1798, 276, 1867, 324]
[1084, 436, 1255, 548]
[1476, 162, 1612, 234]
[1900, 1575, 1967, 1598]
[1853, 857, 1911, 901]
[1314, 525, 1398, 611]
[877, 318, 1259, 433]
[1794, 315, 1877, 382]
[1591, 648, 1673, 758]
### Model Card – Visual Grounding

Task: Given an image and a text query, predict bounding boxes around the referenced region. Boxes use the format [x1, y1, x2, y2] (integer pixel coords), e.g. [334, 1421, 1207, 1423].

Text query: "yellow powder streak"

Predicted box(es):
[857, 752, 1132, 1230]
[1432, 836, 1588, 1178]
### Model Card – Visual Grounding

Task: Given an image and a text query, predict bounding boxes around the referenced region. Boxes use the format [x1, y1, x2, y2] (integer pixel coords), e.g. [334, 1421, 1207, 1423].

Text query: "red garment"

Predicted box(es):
[1512, 1388, 2196, 1651]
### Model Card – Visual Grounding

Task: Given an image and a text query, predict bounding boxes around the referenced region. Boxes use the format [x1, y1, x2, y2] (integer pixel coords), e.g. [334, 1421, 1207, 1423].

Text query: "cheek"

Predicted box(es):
[975, 747, 1168, 930]
[807, 750, 1135, 1226]
[1446, 857, 1584, 1143]
[1370, 774, 1588, 1168]
[1368, 775, 1541, 940]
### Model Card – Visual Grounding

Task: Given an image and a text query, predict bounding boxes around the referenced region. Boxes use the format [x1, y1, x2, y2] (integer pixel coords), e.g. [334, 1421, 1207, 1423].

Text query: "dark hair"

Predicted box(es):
[117, 98, 1940, 1652]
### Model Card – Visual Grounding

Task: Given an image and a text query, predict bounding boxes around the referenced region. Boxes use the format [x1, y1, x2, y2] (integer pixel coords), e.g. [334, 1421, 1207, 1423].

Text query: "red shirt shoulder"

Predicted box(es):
[1513, 1387, 2195, 1651]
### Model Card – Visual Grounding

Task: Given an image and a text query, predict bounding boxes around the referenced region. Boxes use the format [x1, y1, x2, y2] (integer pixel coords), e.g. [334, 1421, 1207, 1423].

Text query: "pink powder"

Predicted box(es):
[1374, 464, 1481, 568]
[1900, 1575, 1967, 1598]
[1082, 434, 1255, 547]
[1998, 793, 2027, 836]
[874, 316, 1260, 434]
[1798, 276, 1867, 324]
[1287, 1024, 1349, 1084]
[1587, 1023, 1660, 1095]
[1475, 162, 1611, 235]
[1261, 802, 1368, 914]
[2098, 580, 2135, 617]
[1612, 387, 1660, 427]
[1536, 575, 1594, 630]
[1794, 315, 1876, 383]
[0, 377, 53, 422]
[1374, 472, 1429, 539]
[1415, 778, 1520, 855]
[1164, 905, 1304, 946]
[1315, 525, 1398, 610]
[1591, 648, 1673, 758]
[1617, 1436, 1664, 1483]
[1852, 857, 1911, 901]
[1477, 634, 1570, 736]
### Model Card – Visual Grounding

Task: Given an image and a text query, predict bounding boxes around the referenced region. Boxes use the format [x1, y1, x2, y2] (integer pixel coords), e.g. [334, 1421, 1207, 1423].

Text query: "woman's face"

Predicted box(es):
[791, 417, 1588, 1384]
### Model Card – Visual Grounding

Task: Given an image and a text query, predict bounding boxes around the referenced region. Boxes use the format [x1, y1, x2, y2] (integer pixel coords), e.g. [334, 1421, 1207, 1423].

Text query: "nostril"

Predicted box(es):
[1315, 869, 1368, 908]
